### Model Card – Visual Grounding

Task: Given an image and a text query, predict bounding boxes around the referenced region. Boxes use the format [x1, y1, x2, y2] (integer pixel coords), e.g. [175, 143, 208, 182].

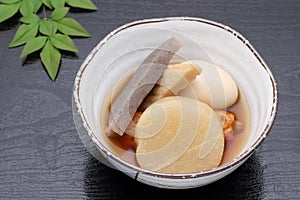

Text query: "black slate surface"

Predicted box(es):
[0, 0, 299, 199]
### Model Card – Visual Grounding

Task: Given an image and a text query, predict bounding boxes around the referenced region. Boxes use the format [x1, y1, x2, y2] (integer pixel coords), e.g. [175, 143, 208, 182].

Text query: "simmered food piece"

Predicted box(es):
[126, 111, 143, 136]
[179, 60, 238, 109]
[215, 110, 235, 140]
[135, 96, 224, 173]
[215, 110, 244, 140]
[108, 38, 181, 136]
[139, 63, 201, 110]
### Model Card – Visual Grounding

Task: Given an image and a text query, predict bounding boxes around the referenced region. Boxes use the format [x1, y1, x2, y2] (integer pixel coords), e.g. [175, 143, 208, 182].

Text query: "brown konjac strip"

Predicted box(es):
[108, 38, 181, 136]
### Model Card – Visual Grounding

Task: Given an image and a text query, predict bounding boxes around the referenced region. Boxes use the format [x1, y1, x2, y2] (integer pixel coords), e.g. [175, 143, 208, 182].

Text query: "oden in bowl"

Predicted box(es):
[73, 17, 277, 189]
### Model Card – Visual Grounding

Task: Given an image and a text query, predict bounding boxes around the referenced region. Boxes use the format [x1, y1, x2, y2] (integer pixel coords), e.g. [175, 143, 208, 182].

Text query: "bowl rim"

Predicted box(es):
[73, 16, 278, 179]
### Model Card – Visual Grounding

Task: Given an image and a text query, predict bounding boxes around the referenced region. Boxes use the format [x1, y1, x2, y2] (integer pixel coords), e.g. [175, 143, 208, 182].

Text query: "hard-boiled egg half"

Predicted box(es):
[179, 60, 239, 109]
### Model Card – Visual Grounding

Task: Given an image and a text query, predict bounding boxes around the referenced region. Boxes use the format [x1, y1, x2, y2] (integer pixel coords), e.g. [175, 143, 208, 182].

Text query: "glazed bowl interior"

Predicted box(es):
[75, 17, 277, 178]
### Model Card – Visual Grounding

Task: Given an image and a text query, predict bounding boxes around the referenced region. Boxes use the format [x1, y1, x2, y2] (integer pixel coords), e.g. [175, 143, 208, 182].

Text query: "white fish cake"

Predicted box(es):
[139, 63, 200, 110]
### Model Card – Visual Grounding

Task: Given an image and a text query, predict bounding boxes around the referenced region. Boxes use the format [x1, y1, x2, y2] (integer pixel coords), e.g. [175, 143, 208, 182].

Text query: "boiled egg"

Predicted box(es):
[179, 60, 238, 109]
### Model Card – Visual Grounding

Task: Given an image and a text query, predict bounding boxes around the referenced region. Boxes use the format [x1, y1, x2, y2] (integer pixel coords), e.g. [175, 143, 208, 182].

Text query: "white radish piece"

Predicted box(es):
[135, 96, 224, 173]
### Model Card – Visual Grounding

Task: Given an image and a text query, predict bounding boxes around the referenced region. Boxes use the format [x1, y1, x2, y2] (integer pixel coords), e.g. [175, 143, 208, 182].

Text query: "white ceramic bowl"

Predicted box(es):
[73, 17, 278, 189]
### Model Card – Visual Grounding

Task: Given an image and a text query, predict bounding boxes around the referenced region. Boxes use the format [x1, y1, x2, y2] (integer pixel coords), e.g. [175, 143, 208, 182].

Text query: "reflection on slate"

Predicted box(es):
[84, 154, 263, 199]
[0, 14, 20, 32]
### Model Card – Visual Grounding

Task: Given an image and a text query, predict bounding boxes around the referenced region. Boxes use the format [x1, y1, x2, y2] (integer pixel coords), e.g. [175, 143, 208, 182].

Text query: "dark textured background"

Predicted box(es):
[0, 0, 299, 199]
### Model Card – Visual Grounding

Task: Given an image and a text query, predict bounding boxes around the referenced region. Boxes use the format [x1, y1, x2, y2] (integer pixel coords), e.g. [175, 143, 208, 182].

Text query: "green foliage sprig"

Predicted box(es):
[0, 0, 97, 81]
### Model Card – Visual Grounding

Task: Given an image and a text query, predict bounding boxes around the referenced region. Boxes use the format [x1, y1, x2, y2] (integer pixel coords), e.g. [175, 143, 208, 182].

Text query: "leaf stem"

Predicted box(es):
[43, 6, 47, 19]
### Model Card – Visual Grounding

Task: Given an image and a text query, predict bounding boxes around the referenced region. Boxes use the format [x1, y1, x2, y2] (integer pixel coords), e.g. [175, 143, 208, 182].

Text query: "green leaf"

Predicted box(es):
[20, 13, 40, 24]
[19, 0, 34, 16]
[0, 3, 20, 23]
[51, 7, 69, 21]
[66, 0, 97, 10]
[40, 40, 61, 80]
[39, 19, 57, 35]
[42, 0, 52, 9]
[0, 0, 21, 4]
[50, 33, 78, 52]
[32, 0, 43, 13]
[9, 23, 39, 47]
[57, 18, 90, 37]
[20, 36, 47, 58]
[51, 0, 65, 8]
